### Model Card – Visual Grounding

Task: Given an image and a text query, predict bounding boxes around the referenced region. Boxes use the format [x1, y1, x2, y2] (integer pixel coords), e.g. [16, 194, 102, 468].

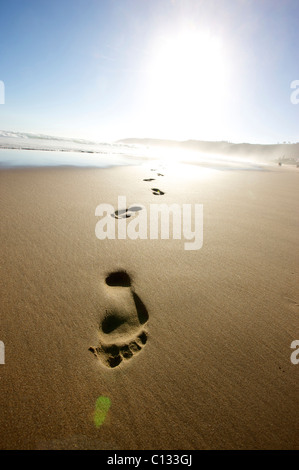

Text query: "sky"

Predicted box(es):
[0, 0, 298, 143]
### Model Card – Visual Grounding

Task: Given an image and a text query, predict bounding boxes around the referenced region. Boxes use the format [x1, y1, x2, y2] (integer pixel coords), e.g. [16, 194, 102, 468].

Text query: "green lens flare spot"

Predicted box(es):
[94, 396, 111, 428]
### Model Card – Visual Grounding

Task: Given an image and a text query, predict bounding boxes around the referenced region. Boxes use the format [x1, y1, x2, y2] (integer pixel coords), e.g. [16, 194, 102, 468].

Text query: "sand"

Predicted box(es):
[0, 162, 298, 450]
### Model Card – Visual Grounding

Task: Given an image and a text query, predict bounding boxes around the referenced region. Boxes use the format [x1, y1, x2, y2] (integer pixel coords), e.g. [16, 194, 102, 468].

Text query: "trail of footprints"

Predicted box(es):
[110, 165, 166, 219]
[90, 166, 165, 368]
[89, 271, 149, 368]
[147, 168, 165, 196]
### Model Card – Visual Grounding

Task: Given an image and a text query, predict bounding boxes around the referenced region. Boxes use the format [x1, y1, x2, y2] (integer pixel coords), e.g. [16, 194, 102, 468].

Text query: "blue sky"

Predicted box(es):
[0, 0, 298, 143]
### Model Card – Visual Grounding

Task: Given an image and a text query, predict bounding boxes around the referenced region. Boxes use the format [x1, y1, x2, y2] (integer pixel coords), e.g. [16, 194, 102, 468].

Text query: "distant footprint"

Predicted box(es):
[157, 173, 164, 177]
[143, 178, 155, 182]
[151, 188, 165, 196]
[89, 271, 149, 368]
[111, 209, 131, 219]
[111, 206, 143, 219]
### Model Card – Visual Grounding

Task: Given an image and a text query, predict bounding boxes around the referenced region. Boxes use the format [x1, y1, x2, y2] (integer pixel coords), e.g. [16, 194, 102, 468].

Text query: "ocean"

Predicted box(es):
[0, 131, 150, 168]
[0, 130, 272, 170]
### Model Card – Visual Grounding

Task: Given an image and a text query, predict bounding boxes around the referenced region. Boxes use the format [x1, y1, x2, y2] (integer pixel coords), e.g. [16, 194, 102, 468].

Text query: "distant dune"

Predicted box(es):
[118, 138, 299, 163]
[1, 131, 298, 164]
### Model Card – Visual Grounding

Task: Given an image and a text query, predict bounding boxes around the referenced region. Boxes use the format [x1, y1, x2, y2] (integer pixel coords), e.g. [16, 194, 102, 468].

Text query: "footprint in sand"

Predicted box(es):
[111, 206, 143, 219]
[89, 271, 149, 368]
[151, 188, 165, 196]
[143, 178, 155, 182]
[157, 173, 164, 177]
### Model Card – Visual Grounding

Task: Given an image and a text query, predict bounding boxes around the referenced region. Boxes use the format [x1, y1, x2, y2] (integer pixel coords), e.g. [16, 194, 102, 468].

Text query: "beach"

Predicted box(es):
[0, 162, 298, 450]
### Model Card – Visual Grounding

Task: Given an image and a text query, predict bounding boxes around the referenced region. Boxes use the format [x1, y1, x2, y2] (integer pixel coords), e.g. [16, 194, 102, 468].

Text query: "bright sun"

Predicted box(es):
[145, 31, 229, 138]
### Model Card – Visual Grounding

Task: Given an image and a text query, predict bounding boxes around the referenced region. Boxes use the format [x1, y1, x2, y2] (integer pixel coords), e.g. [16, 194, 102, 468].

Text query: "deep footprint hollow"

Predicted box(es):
[105, 271, 131, 287]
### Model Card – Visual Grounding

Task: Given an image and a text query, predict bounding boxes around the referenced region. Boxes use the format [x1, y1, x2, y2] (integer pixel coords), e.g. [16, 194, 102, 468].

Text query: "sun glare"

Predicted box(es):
[145, 31, 229, 138]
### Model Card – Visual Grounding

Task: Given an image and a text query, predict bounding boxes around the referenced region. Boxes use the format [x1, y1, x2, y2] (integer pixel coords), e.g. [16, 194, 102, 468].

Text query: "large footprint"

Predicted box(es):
[89, 271, 149, 368]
